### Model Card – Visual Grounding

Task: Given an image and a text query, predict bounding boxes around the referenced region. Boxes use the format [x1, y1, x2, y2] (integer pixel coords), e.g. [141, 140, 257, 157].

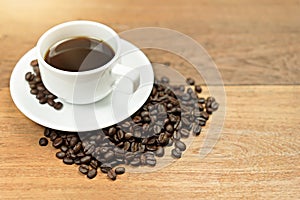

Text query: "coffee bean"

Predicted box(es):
[39, 137, 48, 146]
[73, 142, 82, 153]
[90, 160, 98, 169]
[52, 137, 63, 148]
[165, 124, 174, 133]
[104, 151, 115, 161]
[56, 151, 66, 159]
[79, 164, 89, 175]
[171, 148, 182, 158]
[100, 163, 112, 173]
[30, 89, 38, 95]
[179, 128, 190, 138]
[80, 155, 91, 164]
[155, 146, 164, 157]
[146, 157, 156, 166]
[107, 169, 117, 180]
[186, 77, 195, 85]
[63, 157, 74, 165]
[39, 98, 47, 104]
[175, 140, 186, 151]
[36, 85, 45, 91]
[141, 111, 149, 118]
[69, 136, 78, 147]
[200, 111, 209, 120]
[49, 131, 58, 141]
[193, 124, 202, 136]
[60, 145, 68, 152]
[30, 59, 38, 67]
[161, 76, 169, 84]
[115, 167, 125, 175]
[133, 115, 142, 123]
[44, 128, 51, 137]
[25, 72, 33, 81]
[87, 168, 97, 179]
[54, 102, 63, 110]
[173, 131, 181, 140]
[108, 127, 117, 136]
[211, 101, 219, 111]
[47, 94, 57, 100]
[195, 85, 202, 93]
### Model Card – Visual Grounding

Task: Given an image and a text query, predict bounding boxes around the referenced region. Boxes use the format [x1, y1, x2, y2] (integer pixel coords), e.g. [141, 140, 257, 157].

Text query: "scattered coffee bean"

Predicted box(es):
[30, 59, 38, 67]
[87, 168, 97, 179]
[175, 140, 186, 151]
[54, 102, 63, 110]
[80, 155, 91, 164]
[115, 167, 125, 175]
[107, 169, 117, 180]
[63, 157, 74, 165]
[171, 148, 182, 158]
[39, 137, 48, 146]
[195, 85, 202, 93]
[56, 151, 66, 159]
[79, 164, 89, 175]
[52, 137, 63, 148]
[186, 77, 195, 85]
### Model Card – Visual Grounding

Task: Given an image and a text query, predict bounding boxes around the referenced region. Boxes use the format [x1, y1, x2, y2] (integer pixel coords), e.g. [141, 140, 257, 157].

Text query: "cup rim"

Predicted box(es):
[36, 20, 121, 76]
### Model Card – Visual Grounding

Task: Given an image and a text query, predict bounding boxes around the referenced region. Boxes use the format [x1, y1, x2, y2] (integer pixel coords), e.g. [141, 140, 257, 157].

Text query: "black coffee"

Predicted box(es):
[44, 37, 115, 72]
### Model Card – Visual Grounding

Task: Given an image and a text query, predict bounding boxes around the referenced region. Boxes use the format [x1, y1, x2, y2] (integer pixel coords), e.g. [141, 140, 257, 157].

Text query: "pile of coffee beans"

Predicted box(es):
[33, 60, 219, 180]
[38, 79, 218, 180]
[25, 60, 63, 110]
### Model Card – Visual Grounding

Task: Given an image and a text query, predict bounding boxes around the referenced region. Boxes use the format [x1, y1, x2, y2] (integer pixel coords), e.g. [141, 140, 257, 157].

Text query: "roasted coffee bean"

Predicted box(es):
[73, 142, 82, 153]
[79, 164, 89, 175]
[54, 102, 63, 110]
[60, 145, 68, 152]
[30, 59, 38, 67]
[87, 168, 97, 179]
[107, 169, 117, 180]
[173, 131, 181, 140]
[193, 124, 201, 136]
[56, 151, 66, 159]
[165, 124, 174, 133]
[133, 115, 142, 123]
[146, 157, 156, 166]
[49, 131, 58, 141]
[39, 137, 48, 146]
[36, 85, 45, 91]
[141, 111, 149, 118]
[63, 157, 74, 165]
[80, 155, 91, 164]
[39, 97, 47, 104]
[155, 146, 164, 157]
[175, 140, 186, 151]
[47, 99, 55, 106]
[211, 101, 219, 111]
[186, 77, 195, 85]
[69, 137, 78, 147]
[200, 111, 209, 120]
[180, 128, 190, 138]
[124, 132, 133, 140]
[115, 167, 125, 175]
[29, 83, 36, 89]
[104, 151, 115, 161]
[130, 157, 141, 166]
[44, 128, 51, 137]
[47, 94, 57, 100]
[30, 89, 38, 95]
[117, 130, 124, 140]
[195, 85, 202, 93]
[171, 148, 182, 158]
[108, 127, 117, 136]
[52, 137, 63, 148]
[25, 72, 33, 81]
[90, 160, 98, 169]
[100, 163, 112, 173]
[161, 76, 169, 83]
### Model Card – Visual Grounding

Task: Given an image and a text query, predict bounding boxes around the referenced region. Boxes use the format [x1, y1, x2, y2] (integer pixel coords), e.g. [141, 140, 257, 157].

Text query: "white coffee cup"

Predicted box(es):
[36, 20, 140, 105]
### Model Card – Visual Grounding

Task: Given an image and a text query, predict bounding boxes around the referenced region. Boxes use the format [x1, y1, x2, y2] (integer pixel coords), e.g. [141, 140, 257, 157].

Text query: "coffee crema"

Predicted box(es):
[44, 37, 115, 72]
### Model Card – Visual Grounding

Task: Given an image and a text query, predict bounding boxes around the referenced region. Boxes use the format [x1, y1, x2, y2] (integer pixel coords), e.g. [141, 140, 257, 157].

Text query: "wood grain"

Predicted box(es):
[0, 0, 299, 199]
[0, 86, 299, 199]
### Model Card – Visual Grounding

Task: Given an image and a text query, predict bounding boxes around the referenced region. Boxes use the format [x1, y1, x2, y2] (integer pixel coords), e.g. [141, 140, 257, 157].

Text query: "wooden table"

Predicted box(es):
[0, 0, 299, 199]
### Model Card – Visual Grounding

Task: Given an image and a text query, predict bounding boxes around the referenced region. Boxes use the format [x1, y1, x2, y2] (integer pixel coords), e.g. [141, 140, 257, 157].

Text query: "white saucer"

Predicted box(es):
[10, 39, 154, 132]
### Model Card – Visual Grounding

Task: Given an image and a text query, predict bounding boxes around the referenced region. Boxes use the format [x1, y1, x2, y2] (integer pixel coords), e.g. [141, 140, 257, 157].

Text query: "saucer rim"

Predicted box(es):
[10, 39, 154, 131]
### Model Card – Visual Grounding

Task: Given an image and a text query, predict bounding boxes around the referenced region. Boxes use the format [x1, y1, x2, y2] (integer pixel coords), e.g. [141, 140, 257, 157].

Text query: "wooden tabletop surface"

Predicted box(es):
[0, 0, 299, 199]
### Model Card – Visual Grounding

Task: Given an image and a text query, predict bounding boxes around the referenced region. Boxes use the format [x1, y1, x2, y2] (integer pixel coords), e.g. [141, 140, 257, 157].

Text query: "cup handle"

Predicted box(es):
[111, 63, 140, 94]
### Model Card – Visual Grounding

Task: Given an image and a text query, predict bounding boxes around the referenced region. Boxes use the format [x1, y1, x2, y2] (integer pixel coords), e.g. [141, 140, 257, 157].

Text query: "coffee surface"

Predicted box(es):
[45, 37, 115, 72]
